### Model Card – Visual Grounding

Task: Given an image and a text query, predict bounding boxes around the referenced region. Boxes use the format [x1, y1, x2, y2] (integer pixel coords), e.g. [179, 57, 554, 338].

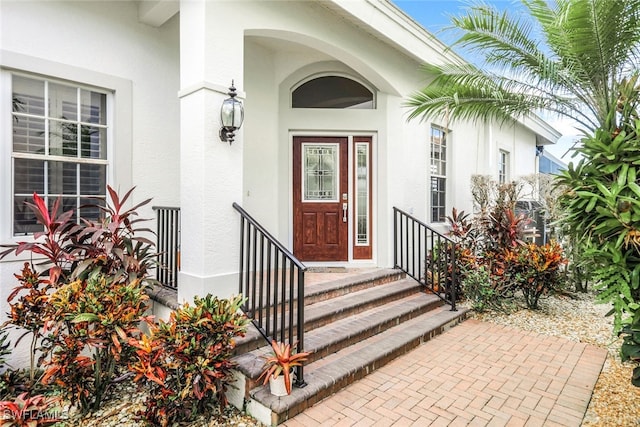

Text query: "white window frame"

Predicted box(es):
[11, 73, 111, 236]
[354, 141, 370, 246]
[1, 50, 132, 246]
[499, 149, 509, 184]
[430, 125, 448, 223]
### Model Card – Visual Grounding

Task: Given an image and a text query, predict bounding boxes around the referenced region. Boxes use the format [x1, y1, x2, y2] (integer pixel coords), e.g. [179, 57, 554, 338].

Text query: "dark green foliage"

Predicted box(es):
[556, 74, 640, 332]
[0, 328, 11, 373]
[620, 307, 640, 387]
[461, 267, 500, 312]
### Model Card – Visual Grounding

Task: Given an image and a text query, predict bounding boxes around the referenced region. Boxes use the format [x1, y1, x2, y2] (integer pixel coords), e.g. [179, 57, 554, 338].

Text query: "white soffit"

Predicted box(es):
[138, 0, 179, 27]
[322, 0, 466, 67]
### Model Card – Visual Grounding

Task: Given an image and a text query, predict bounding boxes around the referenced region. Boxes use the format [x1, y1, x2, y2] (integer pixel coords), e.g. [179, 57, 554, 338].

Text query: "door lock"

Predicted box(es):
[342, 203, 348, 222]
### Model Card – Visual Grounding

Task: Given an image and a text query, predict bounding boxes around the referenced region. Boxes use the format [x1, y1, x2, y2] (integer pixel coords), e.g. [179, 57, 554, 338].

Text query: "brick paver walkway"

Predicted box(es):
[282, 319, 607, 427]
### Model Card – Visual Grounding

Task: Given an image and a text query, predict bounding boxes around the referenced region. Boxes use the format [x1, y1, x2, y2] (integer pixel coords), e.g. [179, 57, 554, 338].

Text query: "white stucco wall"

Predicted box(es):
[235, 0, 548, 268]
[0, 0, 180, 368]
[0, 1, 180, 208]
[0, 2, 557, 369]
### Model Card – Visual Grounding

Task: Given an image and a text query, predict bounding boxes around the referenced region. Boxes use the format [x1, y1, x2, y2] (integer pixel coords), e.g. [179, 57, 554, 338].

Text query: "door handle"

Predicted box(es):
[342, 203, 348, 222]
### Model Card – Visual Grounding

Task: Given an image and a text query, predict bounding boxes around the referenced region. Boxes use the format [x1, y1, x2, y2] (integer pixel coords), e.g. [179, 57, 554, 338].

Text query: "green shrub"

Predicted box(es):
[620, 303, 640, 387]
[128, 294, 249, 426]
[556, 74, 640, 332]
[461, 266, 498, 312]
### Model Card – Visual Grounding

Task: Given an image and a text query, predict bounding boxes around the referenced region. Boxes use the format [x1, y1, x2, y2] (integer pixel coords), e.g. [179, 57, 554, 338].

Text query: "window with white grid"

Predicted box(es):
[430, 126, 447, 223]
[11, 74, 109, 235]
[499, 150, 509, 185]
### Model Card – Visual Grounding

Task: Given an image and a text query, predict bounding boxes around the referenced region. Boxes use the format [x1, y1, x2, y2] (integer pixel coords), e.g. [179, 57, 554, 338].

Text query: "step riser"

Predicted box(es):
[234, 276, 416, 355]
[239, 271, 405, 314]
[232, 269, 469, 427]
[237, 297, 444, 392]
[303, 283, 421, 332]
[305, 271, 405, 305]
[246, 311, 469, 425]
[267, 298, 443, 369]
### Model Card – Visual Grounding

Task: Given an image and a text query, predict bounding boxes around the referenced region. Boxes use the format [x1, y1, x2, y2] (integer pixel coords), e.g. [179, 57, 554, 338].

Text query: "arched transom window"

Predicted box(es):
[292, 76, 374, 109]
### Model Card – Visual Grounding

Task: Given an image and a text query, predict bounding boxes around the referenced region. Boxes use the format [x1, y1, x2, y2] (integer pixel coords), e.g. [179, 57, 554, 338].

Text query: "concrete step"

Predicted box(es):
[225, 268, 468, 426]
[233, 291, 443, 381]
[234, 270, 412, 355]
[245, 305, 470, 425]
[304, 268, 406, 306]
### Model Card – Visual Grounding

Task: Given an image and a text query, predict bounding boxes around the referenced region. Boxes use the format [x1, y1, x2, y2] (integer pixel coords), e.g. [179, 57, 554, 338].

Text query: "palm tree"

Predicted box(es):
[406, 0, 640, 134]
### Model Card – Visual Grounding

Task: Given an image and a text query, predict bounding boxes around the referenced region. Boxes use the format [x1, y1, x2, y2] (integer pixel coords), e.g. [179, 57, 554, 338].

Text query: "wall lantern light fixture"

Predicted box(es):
[219, 80, 244, 144]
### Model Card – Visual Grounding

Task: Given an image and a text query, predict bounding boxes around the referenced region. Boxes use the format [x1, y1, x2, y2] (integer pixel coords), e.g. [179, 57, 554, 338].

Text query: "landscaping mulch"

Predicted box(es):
[58, 291, 638, 426]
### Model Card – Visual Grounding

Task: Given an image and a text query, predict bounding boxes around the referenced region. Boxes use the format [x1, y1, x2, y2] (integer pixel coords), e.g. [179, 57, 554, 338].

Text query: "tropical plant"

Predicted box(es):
[258, 340, 311, 396]
[487, 208, 529, 252]
[40, 271, 150, 414]
[4, 263, 51, 385]
[0, 187, 157, 413]
[562, 234, 592, 293]
[461, 266, 498, 312]
[556, 74, 640, 331]
[406, 0, 640, 134]
[128, 294, 249, 426]
[0, 195, 78, 286]
[0, 369, 50, 403]
[620, 304, 640, 387]
[504, 241, 567, 309]
[0, 393, 62, 427]
[446, 208, 477, 248]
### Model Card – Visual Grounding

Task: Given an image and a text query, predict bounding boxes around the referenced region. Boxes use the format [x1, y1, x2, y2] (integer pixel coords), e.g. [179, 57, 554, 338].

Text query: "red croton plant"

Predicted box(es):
[0, 392, 62, 427]
[127, 294, 248, 426]
[0, 187, 156, 414]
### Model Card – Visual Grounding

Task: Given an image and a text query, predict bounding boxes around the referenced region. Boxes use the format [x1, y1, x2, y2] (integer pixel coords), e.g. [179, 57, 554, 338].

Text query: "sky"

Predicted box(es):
[392, 0, 580, 162]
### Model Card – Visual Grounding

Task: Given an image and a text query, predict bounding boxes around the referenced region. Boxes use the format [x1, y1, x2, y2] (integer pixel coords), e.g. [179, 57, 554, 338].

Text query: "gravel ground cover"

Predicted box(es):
[58, 291, 637, 426]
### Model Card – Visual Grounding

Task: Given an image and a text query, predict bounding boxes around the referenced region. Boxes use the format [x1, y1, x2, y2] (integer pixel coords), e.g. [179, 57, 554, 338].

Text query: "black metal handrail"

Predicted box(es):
[232, 202, 307, 388]
[153, 206, 181, 289]
[393, 207, 457, 311]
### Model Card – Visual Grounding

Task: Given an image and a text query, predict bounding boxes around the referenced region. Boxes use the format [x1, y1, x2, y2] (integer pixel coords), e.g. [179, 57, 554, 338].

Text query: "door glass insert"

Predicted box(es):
[302, 143, 338, 201]
[356, 143, 370, 245]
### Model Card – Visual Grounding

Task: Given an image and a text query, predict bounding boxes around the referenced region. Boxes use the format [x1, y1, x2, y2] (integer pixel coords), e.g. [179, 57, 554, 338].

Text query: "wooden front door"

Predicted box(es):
[293, 136, 348, 261]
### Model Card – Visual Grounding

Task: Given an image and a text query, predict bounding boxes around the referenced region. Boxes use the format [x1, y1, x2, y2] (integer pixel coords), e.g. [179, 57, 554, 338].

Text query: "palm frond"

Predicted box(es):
[408, 0, 640, 134]
[405, 63, 597, 131]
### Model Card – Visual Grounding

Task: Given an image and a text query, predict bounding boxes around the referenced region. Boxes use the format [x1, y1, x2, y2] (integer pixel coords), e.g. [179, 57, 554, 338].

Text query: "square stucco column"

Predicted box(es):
[178, 0, 244, 303]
